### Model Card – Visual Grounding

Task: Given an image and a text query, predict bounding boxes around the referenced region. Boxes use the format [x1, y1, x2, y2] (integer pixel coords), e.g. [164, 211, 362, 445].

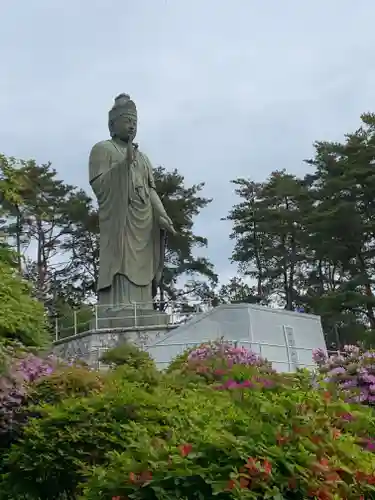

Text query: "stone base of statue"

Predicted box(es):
[93, 305, 170, 330]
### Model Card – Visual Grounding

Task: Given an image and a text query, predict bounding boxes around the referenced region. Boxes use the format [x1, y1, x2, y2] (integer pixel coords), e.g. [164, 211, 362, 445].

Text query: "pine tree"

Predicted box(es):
[226, 171, 310, 310]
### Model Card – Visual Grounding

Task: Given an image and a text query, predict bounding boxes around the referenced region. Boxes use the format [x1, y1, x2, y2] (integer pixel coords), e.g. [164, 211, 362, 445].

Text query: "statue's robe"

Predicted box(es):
[89, 138, 161, 309]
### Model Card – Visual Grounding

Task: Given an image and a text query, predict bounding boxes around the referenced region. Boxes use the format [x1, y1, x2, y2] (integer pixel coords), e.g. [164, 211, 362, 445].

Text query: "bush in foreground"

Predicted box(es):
[168, 339, 271, 373]
[314, 344, 375, 406]
[100, 341, 155, 370]
[81, 387, 375, 500]
[29, 364, 104, 406]
[2, 343, 375, 499]
[0, 261, 50, 348]
[0, 342, 56, 449]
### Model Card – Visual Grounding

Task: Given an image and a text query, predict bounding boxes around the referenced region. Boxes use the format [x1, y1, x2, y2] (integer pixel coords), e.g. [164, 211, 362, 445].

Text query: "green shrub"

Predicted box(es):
[0, 261, 50, 348]
[166, 344, 195, 372]
[81, 381, 375, 499]
[0, 379, 190, 499]
[0, 343, 57, 452]
[168, 339, 272, 374]
[106, 363, 161, 391]
[3, 363, 375, 499]
[171, 341, 276, 390]
[314, 344, 375, 407]
[100, 341, 155, 370]
[29, 364, 104, 406]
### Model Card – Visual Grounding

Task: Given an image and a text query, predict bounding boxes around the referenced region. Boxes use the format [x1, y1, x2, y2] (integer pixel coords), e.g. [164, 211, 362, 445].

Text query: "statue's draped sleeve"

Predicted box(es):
[89, 140, 113, 185]
[89, 141, 122, 290]
[140, 151, 157, 190]
[140, 152, 171, 222]
[139, 152, 167, 285]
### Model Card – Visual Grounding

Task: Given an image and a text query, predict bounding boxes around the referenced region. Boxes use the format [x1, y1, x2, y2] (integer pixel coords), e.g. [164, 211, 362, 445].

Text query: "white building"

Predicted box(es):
[144, 303, 326, 372]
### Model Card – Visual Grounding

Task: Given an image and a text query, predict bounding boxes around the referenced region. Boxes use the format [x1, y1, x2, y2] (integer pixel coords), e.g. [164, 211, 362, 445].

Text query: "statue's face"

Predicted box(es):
[112, 112, 137, 141]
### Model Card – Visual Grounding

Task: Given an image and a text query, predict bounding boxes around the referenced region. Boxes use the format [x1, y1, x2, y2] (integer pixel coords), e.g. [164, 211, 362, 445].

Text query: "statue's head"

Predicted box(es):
[108, 93, 137, 142]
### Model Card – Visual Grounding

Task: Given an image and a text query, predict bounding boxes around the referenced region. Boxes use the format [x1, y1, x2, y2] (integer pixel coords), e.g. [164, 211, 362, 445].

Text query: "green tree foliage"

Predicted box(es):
[50, 302, 94, 339]
[175, 276, 265, 309]
[0, 155, 26, 269]
[58, 190, 99, 303]
[0, 261, 50, 347]
[0, 157, 76, 303]
[0, 156, 50, 347]
[153, 166, 217, 303]
[303, 115, 375, 345]
[217, 276, 264, 304]
[227, 113, 375, 348]
[226, 172, 311, 311]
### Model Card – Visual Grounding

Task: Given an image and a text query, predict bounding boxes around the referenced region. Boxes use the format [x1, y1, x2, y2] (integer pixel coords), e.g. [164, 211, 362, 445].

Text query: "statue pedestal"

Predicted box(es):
[94, 306, 169, 329]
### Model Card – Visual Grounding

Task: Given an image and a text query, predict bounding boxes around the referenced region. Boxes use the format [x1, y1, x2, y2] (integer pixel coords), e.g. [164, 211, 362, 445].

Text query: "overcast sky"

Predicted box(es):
[1, 0, 375, 283]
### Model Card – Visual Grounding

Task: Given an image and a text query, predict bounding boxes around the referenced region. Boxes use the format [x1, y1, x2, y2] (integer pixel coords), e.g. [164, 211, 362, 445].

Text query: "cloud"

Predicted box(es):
[1, 0, 375, 282]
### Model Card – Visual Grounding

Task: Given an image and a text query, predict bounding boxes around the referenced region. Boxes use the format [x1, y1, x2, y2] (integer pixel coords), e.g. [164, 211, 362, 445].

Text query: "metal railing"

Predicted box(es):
[53, 300, 213, 341]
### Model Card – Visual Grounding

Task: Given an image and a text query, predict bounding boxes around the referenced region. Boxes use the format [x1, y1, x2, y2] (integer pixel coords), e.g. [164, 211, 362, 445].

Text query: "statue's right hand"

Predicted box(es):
[159, 215, 177, 235]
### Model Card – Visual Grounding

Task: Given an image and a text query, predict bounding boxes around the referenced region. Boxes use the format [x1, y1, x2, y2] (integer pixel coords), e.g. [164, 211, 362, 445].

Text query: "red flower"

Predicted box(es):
[128, 470, 152, 485]
[263, 460, 272, 475]
[359, 471, 375, 484]
[244, 457, 258, 473]
[332, 429, 341, 439]
[293, 425, 303, 434]
[288, 477, 297, 489]
[226, 479, 235, 490]
[311, 457, 330, 474]
[325, 471, 340, 482]
[140, 470, 152, 483]
[276, 433, 288, 445]
[214, 369, 226, 376]
[129, 472, 137, 483]
[323, 391, 331, 402]
[179, 443, 193, 457]
[311, 435, 322, 444]
[239, 477, 249, 488]
[308, 488, 333, 500]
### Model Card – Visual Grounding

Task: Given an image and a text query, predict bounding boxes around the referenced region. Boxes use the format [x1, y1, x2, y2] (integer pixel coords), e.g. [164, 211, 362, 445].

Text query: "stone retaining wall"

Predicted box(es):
[52, 325, 176, 367]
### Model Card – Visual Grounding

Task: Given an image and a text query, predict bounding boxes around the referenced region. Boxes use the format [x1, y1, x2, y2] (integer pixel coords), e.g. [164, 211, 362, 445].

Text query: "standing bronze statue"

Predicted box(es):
[89, 93, 176, 321]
